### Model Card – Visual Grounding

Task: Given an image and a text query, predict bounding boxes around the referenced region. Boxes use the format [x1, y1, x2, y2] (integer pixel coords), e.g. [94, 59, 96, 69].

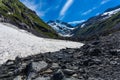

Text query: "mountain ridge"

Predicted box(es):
[0, 0, 59, 38]
[47, 20, 76, 37]
[45, 5, 120, 41]
[73, 5, 120, 41]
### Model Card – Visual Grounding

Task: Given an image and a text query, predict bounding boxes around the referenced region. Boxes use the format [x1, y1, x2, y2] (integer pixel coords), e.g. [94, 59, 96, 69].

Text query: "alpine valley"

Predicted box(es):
[0, 0, 120, 80]
[47, 5, 120, 41]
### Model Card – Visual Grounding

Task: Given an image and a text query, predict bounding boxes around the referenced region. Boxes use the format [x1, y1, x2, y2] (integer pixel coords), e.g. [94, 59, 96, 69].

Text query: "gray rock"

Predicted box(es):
[65, 77, 79, 80]
[51, 69, 65, 80]
[27, 72, 36, 80]
[31, 61, 48, 72]
[51, 63, 59, 69]
[5, 60, 14, 66]
[42, 69, 53, 74]
[88, 77, 104, 80]
[89, 48, 101, 56]
[110, 61, 118, 65]
[34, 77, 49, 80]
[63, 69, 75, 76]
[14, 76, 23, 80]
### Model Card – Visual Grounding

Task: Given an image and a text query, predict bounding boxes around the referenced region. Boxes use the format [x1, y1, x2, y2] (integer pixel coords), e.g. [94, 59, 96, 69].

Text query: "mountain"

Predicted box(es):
[46, 5, 120, 40]
[74, 5, 120, 41]
[47, 20, 76, 37]
[0, 0, 58, 38]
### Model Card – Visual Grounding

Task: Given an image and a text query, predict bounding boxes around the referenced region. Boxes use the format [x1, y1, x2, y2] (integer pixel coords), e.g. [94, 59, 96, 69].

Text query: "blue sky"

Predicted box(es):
[20, 0, 120, 24]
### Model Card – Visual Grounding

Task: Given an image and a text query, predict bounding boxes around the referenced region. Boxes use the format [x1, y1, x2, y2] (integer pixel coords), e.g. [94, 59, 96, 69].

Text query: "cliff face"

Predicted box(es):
[0, 0, 58, 38]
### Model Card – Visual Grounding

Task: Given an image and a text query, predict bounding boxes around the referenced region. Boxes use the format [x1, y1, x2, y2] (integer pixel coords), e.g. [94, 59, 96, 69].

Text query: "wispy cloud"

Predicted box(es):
[59, 0, 73, 19]
[82, 7, 96, 15]
[20, 0, 46, 17]
[21, 0, 38, 10]
[68, 20, 85, 25]
[82, 0, 110, 16]
[96, 13, 100, 16]
[101, 0, 110, 5]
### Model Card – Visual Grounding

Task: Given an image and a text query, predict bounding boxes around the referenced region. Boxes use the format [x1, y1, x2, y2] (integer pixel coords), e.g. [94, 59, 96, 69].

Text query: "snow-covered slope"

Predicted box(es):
[102, 8, 120, 19]
[74, 5, 120, 40]
[78, 7, 120, 29]
[103, 8, 120, 16]
[0, 23, 83, 64]
[48, 20, 75, 37]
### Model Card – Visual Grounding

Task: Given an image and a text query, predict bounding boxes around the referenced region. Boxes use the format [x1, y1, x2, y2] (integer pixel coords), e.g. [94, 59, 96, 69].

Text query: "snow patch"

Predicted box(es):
[102, 8, 120, 17]
[0, 23, 84, 64]
[48, 21, 75, 37]
[81, 24, 86, 28]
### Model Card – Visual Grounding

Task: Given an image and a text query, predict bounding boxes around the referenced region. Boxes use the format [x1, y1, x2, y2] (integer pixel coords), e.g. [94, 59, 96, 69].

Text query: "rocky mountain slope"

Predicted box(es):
[0, 0, 58, 38]
[1, 27, 120, 80]
[48, 20, 75, 37]
[73, 5, 120, 41]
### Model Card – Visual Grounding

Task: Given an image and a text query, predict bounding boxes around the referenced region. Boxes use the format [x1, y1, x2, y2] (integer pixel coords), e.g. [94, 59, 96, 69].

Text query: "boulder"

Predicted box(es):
[30, 61, 48, 72]
[51, 69, 65, 80]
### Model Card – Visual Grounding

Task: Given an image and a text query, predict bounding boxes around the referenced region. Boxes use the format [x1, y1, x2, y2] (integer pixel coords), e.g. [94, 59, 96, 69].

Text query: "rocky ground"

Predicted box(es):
[1, 31, 120, 80]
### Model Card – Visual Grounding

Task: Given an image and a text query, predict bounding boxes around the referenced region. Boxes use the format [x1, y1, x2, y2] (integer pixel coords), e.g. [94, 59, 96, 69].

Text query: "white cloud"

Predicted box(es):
[20, 0, 46, 17]
[82, 7, 96, 15]
[82, 9, 93, 15]
[21, 0, 37, 11]
[96, 13, 100, 16]
[101, 0, 110, 5]
[37, 11, 45, 18]
[68, 20, 85, 25]
[59, 0, 73, 19]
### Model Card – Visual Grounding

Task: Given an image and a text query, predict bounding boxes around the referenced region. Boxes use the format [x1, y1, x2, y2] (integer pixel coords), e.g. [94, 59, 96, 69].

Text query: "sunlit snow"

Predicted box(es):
[0, 23, 84, 64]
